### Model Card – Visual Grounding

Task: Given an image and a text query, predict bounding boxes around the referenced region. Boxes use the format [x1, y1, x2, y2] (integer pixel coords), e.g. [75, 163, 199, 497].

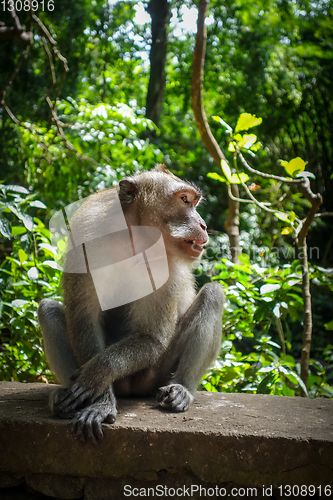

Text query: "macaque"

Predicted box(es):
[38, 165, 224, 443]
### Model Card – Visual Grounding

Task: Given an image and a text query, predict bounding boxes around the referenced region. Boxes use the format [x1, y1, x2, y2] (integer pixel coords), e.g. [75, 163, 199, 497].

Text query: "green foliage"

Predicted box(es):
[219, 159, 250, 184]
[16, 99, 162, 208]
[202, 338, 307, 397]
[208, 112, 314, 240]
[234, 113, 262, 133]
[0, 0, 332, 398]
[200, 255, 333, 398]
[280, 157, 304, 177]
[0, 184, 60, 382]
[202, 109, 333, 398]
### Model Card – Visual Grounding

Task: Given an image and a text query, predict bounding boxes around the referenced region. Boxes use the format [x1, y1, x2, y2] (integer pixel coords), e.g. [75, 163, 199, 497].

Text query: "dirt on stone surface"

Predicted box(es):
[0, 381, 332, 440]
[0, 382, 332, 491]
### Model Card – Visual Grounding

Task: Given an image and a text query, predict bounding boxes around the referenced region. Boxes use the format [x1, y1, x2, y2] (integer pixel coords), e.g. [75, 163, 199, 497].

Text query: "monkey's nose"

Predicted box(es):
[200, 223, 207, 231]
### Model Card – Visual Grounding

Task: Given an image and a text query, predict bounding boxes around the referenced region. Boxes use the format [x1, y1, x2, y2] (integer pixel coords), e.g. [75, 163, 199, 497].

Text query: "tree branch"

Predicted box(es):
[191, 0, 226, 166]
[0, 10, 33, 44]
[234, 132, 323, 397]
[296, 178, 322, 245]
[238, 150, 302, 185]
[315, 212, 333, 218]
[192, 0, 240, 263]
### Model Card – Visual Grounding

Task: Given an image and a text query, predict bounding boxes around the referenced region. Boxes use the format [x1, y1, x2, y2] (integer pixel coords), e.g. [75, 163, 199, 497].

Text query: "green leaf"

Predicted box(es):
[280, 157, 307, 178]
[274, 212, 290, 222]
[207, 172, 226, 183]
[324, 319, 333, 331]
[281, 382, 295, 396]
[27, 267, 39, 281]
[3, 185, 29, 195]
[220, 159, 232, 181]
[242, 134, 257, 148]
[6, 203, 34, 231]
[266, 340, 281, 349]
[288, 211, 296, 222]
[29, 200, 47, 209]
[250, 142, 262, 152]
[281, 227, 293, 235]
[41, 260, 61, 270]
[257, 373, 274, 394]
[289, 371, 308, 396]
[11, 226, 27, 237]
[212, 116, 233, 134]
[260, 283, 281, 295]
[235, 113, 262, 133]
[18, 249, 28, 265]
[238, 253, 250, 264]
[0, 217, 11, 239]
[20, 214, 34, 231]
[228, 134, 259, 153]
[220, 340, 233, 355]
[239, 134, 257, 149]
[11, 299, 29, 309]
[228, 173, 249, 184]
[273, 304, 281, 318]
[220, 160, 248, 184]
[296, 171, 316, 180]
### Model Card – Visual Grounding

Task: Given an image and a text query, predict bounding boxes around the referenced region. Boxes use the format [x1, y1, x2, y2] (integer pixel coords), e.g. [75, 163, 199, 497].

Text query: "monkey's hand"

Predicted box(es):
[71, 389, 117, 444]
[156, 384, 194, 412]
[53, 362, 108, 416]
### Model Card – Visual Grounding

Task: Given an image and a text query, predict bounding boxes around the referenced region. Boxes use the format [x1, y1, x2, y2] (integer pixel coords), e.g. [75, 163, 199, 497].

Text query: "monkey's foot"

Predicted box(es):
[71, 399, 117, 444]
[156, 384, 194, 412]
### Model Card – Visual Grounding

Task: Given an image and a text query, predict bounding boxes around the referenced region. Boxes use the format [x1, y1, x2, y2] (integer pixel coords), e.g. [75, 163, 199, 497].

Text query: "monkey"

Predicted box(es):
[38, 165, 224, 444]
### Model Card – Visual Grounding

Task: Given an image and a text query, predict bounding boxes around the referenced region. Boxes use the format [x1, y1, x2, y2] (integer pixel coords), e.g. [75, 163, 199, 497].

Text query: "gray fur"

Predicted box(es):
[38, 167, 224, 443]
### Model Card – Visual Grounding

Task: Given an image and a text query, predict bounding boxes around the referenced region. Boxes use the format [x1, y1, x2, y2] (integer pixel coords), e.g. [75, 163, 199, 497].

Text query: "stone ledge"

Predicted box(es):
[0, 382, 332, 499]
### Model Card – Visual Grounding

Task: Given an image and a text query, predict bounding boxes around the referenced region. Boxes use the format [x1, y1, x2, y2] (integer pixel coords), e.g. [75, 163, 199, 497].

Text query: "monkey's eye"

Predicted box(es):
[180, 195, 189, 204]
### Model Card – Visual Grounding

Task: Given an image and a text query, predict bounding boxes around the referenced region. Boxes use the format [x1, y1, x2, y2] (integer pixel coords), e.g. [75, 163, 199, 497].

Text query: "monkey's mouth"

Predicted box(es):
[184, 239, 206, 248]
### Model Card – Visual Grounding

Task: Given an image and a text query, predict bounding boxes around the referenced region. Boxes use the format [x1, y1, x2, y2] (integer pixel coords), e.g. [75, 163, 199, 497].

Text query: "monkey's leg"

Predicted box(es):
[39, 299, 117, 440]
[38, 299, 79, 386]
[157, 282, 224, 412]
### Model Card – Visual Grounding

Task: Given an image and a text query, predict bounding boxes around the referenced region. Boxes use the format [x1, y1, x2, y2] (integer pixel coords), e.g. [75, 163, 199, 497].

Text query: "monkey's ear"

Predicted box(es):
[119, 179, 138, 205]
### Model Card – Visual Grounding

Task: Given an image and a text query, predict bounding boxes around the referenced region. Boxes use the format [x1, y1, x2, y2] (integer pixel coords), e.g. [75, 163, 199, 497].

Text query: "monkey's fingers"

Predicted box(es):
[71, 406, 117, 444]
[156, 384, 177, 405]
[157, 384, 193, 412]
[71, 409, 103, 445]
[55, 383, 93, 413]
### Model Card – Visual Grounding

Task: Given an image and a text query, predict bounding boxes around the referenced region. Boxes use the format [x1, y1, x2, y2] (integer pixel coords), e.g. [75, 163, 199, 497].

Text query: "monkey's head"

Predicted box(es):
[118, 165, 208, 262]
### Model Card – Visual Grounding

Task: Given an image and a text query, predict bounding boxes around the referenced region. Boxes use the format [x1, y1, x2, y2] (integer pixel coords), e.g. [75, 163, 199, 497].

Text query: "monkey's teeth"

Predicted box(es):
[184, 239, 204, 246]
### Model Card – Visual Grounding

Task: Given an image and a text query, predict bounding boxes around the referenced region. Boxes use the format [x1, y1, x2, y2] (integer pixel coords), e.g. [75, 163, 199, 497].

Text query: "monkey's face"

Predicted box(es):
[162, 188, 209, 261]
[119, 170, 209, 262]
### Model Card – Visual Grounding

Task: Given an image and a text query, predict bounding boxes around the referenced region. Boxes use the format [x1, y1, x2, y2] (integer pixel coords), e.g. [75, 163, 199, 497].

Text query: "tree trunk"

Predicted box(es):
[145, 0, 171, 127]
[297, 238, 312, 396]
[192, 0, 240, 262]
[296, 179, 322, 396]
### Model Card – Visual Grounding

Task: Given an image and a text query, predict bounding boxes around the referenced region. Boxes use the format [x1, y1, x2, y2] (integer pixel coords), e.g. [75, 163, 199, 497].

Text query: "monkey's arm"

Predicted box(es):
[54, 334, 165, 414]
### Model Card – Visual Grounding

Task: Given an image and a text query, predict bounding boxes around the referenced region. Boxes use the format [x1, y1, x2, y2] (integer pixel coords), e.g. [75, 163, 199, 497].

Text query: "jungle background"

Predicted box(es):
[1, 0, 332, 398]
